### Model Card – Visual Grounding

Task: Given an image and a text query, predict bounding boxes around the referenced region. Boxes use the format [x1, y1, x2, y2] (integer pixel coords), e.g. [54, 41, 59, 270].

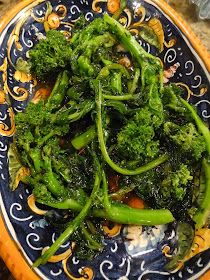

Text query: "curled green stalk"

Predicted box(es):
[95, 80, 168, 175]
[46, 70, 69, 112]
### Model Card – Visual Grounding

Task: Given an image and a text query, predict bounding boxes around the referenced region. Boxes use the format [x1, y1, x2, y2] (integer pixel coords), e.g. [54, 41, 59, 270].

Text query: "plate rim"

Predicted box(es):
[0, 0, 209, 279]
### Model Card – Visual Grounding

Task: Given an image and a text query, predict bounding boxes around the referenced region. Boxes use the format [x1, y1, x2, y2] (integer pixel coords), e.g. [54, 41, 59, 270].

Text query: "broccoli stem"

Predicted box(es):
[103, 14, 160, 70]
[111, 72, 122, 94]
[102, 170, 110, 210]
[44, 171, 66, 197]
[37, 194, 174, 225]
[103, 94, 134, 101]
[180, 98, 210, 155]
[71, 125, 96, 150]
[100, 170, 174, 225]
[43, 156, 67, 197]
[94, 205, 174, 225]
[129, 68, 140, 94]
[33, 166, 101, 267]
[38, 131, 57, 147]
[29, 149, 42, 173]
[46, 70, 69, 112]
[36, 198, 83, 211]
[193, 158, 210, 229]
[95, 81, 168, 175]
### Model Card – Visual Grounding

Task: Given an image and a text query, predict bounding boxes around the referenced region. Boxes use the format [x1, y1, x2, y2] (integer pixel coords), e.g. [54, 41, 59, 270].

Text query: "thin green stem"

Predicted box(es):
[129, 68, 140, 94]
[103, 94, 135, 101]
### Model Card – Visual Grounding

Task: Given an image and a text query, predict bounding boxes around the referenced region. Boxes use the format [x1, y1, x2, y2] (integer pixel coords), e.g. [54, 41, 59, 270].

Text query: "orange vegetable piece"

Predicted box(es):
[127, 195, 145, 209]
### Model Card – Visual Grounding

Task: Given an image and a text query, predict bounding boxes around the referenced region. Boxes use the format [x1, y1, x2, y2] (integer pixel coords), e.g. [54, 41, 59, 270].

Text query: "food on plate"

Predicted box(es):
[9, 12, 210, 269]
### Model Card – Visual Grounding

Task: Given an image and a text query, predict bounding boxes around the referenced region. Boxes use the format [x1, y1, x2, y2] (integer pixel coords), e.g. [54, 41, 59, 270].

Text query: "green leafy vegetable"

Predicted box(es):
[10, 13, 210, 269]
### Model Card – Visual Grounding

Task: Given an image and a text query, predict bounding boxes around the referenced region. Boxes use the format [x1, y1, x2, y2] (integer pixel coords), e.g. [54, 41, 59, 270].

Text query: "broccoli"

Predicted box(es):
[14, 71, 70, 170]
[160, 164, 193, 204]
[164, 122, 206, 160]
[117, 107, 161, 161]
[29, 30, 72, 80]
[132, 163, 193, 213]
[162, 84, 186, 114]
[12, 13, 210, 268]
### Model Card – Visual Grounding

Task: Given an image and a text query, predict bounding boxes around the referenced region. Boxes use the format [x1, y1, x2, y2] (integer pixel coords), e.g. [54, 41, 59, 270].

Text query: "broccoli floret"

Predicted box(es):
[164, 122, 206, 160]
[15, 101, 46, 128]
[130, 163, 193, 214]
[33, 183, 54, 202]
[161, 164, 193, 202]
[29, 30, 72, 79]
[162, 84, 186, 114]
[117, 107, 161, 161]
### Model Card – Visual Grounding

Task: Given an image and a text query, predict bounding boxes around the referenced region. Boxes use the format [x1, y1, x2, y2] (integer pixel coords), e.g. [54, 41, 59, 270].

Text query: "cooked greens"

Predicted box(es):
[11, 13, 210, 269]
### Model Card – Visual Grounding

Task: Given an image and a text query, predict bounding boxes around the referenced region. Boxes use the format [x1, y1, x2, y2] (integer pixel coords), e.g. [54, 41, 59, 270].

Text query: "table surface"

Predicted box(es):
[0, 0, 209, 279]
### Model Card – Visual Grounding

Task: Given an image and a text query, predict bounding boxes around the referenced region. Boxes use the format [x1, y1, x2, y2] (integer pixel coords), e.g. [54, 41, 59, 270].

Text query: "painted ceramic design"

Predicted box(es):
[0, 0, 210, 279]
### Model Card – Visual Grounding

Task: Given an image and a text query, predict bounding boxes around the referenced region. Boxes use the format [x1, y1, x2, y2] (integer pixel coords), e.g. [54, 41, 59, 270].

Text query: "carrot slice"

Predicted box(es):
[127, 195, 145, 209]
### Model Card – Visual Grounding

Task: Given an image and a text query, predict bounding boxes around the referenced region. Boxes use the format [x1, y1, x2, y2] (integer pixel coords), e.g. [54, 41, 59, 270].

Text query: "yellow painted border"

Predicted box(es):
[0, 0, 209, 279]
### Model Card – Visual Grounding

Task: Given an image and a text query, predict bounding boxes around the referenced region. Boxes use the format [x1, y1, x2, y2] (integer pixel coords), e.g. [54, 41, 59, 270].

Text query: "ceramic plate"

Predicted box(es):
[0, 0, 210, 279]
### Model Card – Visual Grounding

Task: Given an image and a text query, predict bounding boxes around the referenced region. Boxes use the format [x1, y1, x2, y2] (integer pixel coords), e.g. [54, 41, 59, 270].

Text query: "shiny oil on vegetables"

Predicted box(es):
[9, 11, 210, 271]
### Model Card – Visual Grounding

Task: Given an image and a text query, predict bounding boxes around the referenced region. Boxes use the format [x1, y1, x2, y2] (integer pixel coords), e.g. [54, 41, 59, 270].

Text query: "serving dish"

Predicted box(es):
[0, 0, 210, 279]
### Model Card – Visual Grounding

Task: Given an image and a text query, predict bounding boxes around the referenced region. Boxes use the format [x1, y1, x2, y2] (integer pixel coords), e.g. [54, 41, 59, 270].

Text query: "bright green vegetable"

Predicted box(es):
[164, 122, 206, 160]
[11, 13, 210, 268]
[29, 30, 72, 79]
[71, 126, 96, 150]
[180, 98, 210, 155]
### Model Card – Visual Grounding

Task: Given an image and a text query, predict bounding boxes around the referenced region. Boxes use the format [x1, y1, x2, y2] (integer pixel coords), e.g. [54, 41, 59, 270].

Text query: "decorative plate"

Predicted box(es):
[0, 0, 210, 279]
